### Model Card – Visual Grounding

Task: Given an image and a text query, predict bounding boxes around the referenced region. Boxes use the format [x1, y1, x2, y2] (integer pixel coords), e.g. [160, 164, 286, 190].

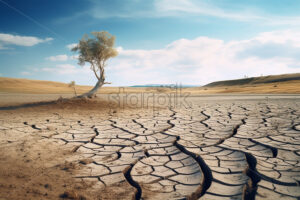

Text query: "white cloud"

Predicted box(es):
[42, 64, 90, 75]
[252, 30, 300, 46]
[84, 0, 300, 26]
[88, 0, 255, 20]
[155, 0, 261, 21]
[155, 0, 300, 25]
[70, 54, 79, 60]
[0, 33, 53, 49]
[46, 54, 69, 61]
[21, 71, 31, 75]
[106, 29, 300, 85]
[46, 54, 79, 61]
[66, 43, 78, 50]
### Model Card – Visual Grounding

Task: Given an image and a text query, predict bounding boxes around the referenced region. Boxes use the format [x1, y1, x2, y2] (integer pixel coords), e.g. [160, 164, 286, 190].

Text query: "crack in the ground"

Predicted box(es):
[14, 100, 300, 200]
[243, 152, 261, 200]
[123, 162, 143, 200]
[164, 108, 212, 199]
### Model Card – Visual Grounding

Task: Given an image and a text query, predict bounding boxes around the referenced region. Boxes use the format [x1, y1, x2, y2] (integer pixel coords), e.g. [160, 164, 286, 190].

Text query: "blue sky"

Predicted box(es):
[0, 0, 300, 86]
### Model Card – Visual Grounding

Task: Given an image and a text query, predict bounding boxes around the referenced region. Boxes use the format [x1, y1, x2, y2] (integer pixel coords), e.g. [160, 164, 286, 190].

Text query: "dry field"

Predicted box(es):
[192, 80, 300, 94]
[0, 93, 300, 200]
[0, 77, 299, 97]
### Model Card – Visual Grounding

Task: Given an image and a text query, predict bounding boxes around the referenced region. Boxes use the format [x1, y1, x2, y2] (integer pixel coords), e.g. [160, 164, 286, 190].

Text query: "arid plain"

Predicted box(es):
[0, 77, 300, 200]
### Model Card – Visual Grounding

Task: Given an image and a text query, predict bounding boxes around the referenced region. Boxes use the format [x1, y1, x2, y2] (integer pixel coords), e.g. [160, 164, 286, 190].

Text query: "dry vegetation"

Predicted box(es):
[205, 73, 300, 87]
[0, 77, 157, 94]
[0, 77, 91, 94]
[190, 80, 300, 94]
[0, 75, 299, 96]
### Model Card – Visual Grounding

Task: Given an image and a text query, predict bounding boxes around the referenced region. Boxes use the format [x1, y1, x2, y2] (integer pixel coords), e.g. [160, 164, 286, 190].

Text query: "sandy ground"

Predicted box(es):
[0, 95, 300, 199]
[0, 99, 134, 200]
[1, 93, 300, 107]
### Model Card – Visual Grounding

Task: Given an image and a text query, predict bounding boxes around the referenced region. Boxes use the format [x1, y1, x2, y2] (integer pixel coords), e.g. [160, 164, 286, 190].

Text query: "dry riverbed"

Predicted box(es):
[0, 95, 299, 199]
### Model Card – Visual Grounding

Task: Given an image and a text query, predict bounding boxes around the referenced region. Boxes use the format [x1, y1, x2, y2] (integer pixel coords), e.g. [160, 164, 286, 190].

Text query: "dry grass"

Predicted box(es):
[0, 77, 299, 95]
[0, 77, 158, 94]
[191, 80, 300, 94]
[205, 73, 300, 87]
[0, 77, 91, 94]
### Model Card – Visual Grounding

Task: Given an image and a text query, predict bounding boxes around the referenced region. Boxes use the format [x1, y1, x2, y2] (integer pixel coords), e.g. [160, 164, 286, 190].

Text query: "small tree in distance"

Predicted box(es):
[68, 81, 77, 96]
[72, 31, 118, 98]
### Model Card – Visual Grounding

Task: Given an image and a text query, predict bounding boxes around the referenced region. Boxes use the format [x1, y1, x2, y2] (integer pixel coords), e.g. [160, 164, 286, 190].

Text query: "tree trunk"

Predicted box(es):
[73, 86, 77, 96]
[78, 80, 103, 98]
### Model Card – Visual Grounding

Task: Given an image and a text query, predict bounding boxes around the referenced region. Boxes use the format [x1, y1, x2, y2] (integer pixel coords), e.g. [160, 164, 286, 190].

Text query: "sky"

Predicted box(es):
[0, 0, 300, 86]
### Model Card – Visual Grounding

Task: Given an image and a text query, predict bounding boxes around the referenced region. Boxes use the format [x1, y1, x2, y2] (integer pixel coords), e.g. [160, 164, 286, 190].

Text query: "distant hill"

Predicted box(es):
[204, 73, 300, 87]
[0, 77, 93, 94]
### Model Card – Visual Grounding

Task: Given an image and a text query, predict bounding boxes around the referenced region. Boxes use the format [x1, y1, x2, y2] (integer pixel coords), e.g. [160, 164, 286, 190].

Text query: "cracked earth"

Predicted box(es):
[0, 96, 300, 199]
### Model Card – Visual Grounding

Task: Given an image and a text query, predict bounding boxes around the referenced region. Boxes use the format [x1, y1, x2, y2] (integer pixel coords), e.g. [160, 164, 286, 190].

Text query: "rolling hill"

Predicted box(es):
[204, 73, 300, 87]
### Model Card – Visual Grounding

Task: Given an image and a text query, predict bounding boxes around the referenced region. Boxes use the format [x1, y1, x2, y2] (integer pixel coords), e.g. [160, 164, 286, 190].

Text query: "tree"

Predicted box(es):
[72, 31, 118, 98]
[68, 81, 77, 96]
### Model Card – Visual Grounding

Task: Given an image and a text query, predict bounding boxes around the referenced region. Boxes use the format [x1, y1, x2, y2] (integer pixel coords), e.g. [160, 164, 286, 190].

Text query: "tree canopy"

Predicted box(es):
[72, 31, 118, 97]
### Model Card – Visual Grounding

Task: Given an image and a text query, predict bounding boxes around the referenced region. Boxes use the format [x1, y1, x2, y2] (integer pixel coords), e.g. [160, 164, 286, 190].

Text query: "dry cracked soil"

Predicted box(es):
[0, 95, 300, 200]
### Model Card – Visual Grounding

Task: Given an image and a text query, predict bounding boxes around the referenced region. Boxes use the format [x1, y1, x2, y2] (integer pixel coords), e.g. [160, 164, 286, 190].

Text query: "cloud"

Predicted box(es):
[46, 54, 79, 61]
[154, 0, 260, 21]
[70, 54, 79, 60]
[88, 0, 252, 20]
[20, 71, 31, 75]
[46, 54, 69, 61]
[0, 33, 53, 49]
[66, 43, 78, 50]
[83, 0, 300, 26]
[42, 64, 90, 75]
[106, 30, 300, 85]
[155, 0, 300, 25]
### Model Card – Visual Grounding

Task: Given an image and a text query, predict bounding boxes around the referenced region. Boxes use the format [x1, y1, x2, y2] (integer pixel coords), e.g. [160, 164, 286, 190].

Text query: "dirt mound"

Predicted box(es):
[51, 97, 118, 110]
